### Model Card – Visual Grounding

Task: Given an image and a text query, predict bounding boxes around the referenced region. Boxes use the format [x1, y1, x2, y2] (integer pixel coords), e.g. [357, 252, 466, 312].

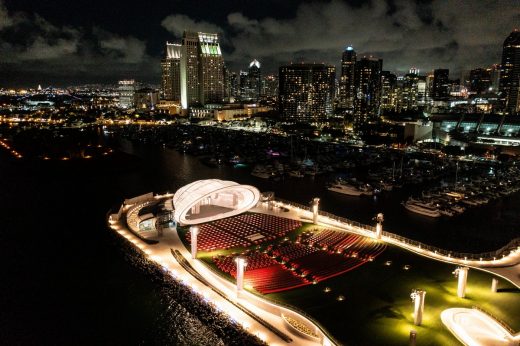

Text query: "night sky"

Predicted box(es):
[0, 0, 518, 87]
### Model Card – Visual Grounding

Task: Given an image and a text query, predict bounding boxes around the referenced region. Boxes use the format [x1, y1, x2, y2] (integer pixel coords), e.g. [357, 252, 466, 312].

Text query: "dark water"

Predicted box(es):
[1, 134, 518, 345]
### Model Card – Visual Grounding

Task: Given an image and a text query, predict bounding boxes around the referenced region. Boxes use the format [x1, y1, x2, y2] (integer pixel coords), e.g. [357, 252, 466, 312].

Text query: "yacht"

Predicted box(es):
[403, 200, 441, 218]
[251, 165, 271, 179]
[328, 181, 373, 196]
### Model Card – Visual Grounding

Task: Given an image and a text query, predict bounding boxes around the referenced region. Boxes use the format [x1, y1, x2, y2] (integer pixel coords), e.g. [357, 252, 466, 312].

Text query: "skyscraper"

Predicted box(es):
[279, 63, 335, 122]
[339, 46, 356, 110]
[354, 56, 382, 119]
[432, 69, 450, 101]
[380, 71, 398, 112]
[161, 42, 181, 101]
[499, 30, 520, 115]
[118, 80, 136, 109]
[197, 32, 224, 104]
[178, 31, 225, 108]
[247, 59, 262, 101]
[469, 68, 491, 94]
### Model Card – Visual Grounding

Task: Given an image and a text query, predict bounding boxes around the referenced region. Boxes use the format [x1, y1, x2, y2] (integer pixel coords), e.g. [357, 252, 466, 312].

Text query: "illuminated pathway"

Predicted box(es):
[109, 195, 333, 346]
[441, 308, 520, 346]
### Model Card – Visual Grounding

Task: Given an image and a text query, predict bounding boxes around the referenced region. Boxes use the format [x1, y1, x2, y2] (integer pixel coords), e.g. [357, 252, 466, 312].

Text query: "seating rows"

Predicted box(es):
[213, 252, 278, 275]
[235, 214, 301, 237]
[291, 251, 366, 282]
[244, 266, 309, 294]
[270, 243, 319, 262]
[186, 223, 250, 251]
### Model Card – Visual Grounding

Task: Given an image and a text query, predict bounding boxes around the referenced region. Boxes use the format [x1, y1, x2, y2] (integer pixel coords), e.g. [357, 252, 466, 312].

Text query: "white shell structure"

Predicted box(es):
[173, 179, 260, 225]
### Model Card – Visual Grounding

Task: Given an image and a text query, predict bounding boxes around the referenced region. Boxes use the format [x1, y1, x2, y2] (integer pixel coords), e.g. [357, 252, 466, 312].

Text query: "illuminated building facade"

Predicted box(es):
[279, 63, 336, 123]
[197, 32, 224, 104]
[354, 56, 382, 120]
[118, 80, 136, 109]
[380, 71, 398, 111]
[247, 59, 262, 101]
[180, 31, 200, 108]
[161, 42, 181, 101]
[499, 30, 520, 115]
[339, 46, 356, 110]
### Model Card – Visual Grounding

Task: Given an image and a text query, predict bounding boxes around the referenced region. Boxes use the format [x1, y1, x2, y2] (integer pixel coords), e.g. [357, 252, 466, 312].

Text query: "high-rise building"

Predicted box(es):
[279, 63, 336, 122]
[432, 69, 450, 101]
[248, 59, 262, 101]
[380, 71, 398, 112]
[489, 64, 501, 92]
[354, 56, 382, 119]
[177, 31, 225, 108]
[197, 32, 224, 104]
[180, 32, 200, 108]
[339, 46, 356, 110]
[118, 80, 136, 108]
[469, 68, 492, 94]
[499, 30, 520, 115]
[263, 74, 278, 98]
[161, 42, 182, 101]
[239, 70, 248, 99]
[400, 73, 419, 111]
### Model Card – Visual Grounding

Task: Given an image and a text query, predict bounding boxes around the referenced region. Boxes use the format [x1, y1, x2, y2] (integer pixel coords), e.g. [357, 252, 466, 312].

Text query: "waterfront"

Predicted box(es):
[1, 131, 519, 345]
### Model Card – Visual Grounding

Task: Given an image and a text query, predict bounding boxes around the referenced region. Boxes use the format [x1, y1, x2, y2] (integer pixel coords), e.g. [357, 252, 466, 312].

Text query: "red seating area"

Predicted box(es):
[213, 251, 309, 294]
[235, 214, 301, 237]
[244, 266, 309, 294]
[290, 251, 365, 282]
[302, 229, 387, 260]
[186, 223, 250, 251]
[270, 243, 318, 262]
[185, 213, 302, 251]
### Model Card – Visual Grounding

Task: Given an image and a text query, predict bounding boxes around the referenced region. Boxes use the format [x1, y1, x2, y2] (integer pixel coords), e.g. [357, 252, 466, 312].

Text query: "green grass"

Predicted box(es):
[268, 245, 520, 346]
[177, 223, 520, 345]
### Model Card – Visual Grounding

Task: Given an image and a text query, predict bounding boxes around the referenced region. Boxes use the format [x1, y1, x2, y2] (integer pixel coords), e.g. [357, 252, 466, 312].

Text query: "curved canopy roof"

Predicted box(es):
[173, 179, 260, 225]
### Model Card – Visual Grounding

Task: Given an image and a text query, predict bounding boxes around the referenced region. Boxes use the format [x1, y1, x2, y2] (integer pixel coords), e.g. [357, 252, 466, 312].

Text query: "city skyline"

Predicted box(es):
[0, 0, 518, 86]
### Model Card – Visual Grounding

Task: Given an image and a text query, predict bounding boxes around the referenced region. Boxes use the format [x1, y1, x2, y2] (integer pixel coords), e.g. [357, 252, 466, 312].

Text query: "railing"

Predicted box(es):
[272, 198, 519, 263]
[472, 305, 517, 336]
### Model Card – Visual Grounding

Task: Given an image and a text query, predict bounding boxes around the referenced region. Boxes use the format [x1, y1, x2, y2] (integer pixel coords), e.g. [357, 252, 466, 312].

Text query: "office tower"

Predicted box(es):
[279, 63, 336, 122]
[499, 30, 520, 114]
[354, 56, 382, 119]
[118, 80, 136, 108]
[339, 46, 356, 110]
[489, 64, 501, 92]
[197, 32, 224, 104]
[161, 42, 181, 101]
[432, 69, 450, 101]
[229, 71, 238, 98]
[425, 73, 434, 105]
[380, 71, 397, 112]
[400, 73, 419, 111]
[247, 59, 262, 101]
[469, 68, 492, 94]
[417, 76, 427, 106]
[239, 70, 248, 99]
[263, 74, 278, 98]
[180, 31, 200, 108]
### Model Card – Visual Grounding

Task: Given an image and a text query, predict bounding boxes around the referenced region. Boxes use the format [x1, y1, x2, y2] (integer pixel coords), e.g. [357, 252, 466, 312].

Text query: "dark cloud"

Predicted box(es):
[0, 0, 518, 86]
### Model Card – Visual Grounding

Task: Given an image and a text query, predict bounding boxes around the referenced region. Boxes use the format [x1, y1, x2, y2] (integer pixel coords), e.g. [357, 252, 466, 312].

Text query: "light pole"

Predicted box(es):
[410, 289, 426, 325]
[189, 226, 199, 259]
[375, 213, 384, 239]
[235, 256, 248, 296]
[453, 267, 469, 298]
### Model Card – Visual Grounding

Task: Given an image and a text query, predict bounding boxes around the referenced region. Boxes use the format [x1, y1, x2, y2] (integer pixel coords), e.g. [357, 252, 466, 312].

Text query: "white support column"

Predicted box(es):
[190, 226, 199, 259]
[235, 256, 247, 296]
[411, 289, 426, 326]
[454, 267, 469, 298]
[491, 278, 498, 292]
[375, 213, 384, 239]
[312, 198, 320, 224]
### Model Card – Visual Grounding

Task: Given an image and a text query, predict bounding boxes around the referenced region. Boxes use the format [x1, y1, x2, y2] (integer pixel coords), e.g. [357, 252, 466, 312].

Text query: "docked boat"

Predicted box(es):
[328, 181, 373, 196]
[403, 200, 441, 218]
[288, 170, 305, 178]
[251, 165, 271, 179]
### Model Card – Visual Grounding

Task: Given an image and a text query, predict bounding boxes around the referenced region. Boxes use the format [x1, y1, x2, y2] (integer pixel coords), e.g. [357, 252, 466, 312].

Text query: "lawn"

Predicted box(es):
[177, 222, 520, 345]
